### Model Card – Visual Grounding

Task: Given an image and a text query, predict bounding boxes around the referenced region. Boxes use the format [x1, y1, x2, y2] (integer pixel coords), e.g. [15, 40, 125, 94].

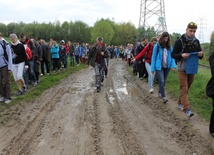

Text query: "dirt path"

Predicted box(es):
[0, 59, 213, 155]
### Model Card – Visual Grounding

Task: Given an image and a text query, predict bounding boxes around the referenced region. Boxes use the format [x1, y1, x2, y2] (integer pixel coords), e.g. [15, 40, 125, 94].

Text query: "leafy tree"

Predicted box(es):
[170, 32, 181, 46]
[0, 23, 8, 37]
[71, 21, 90, 44]
[137, 26, 156, 42]
[112, 22, 137, 45]
[91, 19, 114, 45]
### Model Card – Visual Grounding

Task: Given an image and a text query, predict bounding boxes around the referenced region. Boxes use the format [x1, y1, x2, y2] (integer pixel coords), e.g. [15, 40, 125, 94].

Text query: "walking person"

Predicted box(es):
[133, 37, 158, 93]
[172, 22, 203, 117]
[10, 33, 27, 95]
[206, 51, 214, 137]
[87, 37, 109, 92]
[135, 38, 148, 80]
[0, 33, 13, 103]
[151, 32, 176, 103]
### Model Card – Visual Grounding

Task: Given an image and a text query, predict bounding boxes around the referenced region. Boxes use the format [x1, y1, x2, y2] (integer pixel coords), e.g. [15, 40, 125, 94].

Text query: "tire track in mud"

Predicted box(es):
[2, 88, 65, 155]
[132, 78, 214, 155]
[105, 60, 214, 155]
[104, 62, 147, 155]
[90, 96, 104, 155]
[120, 62, 214, 155]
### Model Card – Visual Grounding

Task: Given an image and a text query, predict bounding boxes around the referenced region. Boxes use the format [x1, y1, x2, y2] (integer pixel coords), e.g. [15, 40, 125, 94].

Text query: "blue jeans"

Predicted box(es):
[156, 68, 170, 98]
[145, 62, 154, 89]
[28, 59, 37, 82]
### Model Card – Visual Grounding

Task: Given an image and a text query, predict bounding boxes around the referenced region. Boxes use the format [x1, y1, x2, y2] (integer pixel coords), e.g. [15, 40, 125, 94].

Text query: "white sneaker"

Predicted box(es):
[4, 99, 12, 104]
[162, 97, 168, 103]
[149, 88, 154, 94]
[0, 97, 5, 102]
[158, 93, 162, 99]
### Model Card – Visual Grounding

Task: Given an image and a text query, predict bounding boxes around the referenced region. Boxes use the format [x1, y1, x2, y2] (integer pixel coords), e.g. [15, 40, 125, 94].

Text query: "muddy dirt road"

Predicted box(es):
[0, 59, 213, 155]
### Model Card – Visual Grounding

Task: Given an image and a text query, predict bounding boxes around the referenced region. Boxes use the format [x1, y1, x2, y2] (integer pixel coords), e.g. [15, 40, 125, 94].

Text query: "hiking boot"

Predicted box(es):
[4, 99, 12, 104]
[177, 104, 184, 111]
[149, 88, 154, 94]
[162, 97, 168, 103]
[17, 90, 23, 96]
[186, 109, 194, 118]
[0, 97, 5, 102]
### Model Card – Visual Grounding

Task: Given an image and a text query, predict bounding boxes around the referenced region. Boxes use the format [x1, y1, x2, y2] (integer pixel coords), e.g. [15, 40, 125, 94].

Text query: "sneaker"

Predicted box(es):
[149, 88, 154, 94]
[162, 97, 168, 103]
[40, 74, 43, 76]
[33, 81, 37, 87]
[158, 93, 162, 99]
[4, 99, 12, 104]
[177, 104, 184, 111]
[210, 132, 214, 138]
[139, 77, 143, 80]
[186, 109, 194, 118]
[17, 90, 23, 96]
[22, 86, 28, 93]
[0, 97, 5, 102]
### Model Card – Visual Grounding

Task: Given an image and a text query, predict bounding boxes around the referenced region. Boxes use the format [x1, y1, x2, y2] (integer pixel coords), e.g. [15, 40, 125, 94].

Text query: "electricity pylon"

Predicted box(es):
[138, 0, 167, 36]
[197, 17, 206, 43]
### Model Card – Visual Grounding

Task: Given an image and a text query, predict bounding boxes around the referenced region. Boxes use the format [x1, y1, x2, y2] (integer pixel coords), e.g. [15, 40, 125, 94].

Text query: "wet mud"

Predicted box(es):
[0, 59, 213, 155]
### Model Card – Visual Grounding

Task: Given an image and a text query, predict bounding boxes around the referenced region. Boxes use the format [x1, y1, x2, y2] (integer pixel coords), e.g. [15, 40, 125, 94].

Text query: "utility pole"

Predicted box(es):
[138, 0, 167, 36]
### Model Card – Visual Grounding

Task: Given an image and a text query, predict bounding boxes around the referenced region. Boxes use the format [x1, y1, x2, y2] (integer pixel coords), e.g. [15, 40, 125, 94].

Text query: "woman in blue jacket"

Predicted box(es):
[50, 41, 60, 71]
[151, 32, 176, 103]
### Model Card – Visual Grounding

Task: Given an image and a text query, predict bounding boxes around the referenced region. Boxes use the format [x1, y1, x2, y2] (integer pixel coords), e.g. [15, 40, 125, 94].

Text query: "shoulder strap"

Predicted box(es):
[179, 37, 185, 53]
[0, 40, 8, 58]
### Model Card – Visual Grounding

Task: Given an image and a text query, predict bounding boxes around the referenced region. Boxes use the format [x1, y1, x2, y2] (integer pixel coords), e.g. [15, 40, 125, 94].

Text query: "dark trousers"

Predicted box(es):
[210, 98, 214, 133]
[138, 61, 144, 78]
[0, 66, 11, 99]
[142, 61, 148, 78]
[41, 59, 50, 74]
[75, 55, 80, 64]
[52, 58, 60, 71]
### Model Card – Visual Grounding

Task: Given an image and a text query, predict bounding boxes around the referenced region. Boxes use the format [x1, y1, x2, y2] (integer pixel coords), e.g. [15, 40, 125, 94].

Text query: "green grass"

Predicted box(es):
[0, 62, 86, 112]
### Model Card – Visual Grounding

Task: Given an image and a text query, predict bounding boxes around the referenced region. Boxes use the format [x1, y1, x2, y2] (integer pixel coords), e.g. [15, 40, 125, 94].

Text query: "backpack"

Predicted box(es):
[0, 40, 9, 61]
[24, 40, 33, 60]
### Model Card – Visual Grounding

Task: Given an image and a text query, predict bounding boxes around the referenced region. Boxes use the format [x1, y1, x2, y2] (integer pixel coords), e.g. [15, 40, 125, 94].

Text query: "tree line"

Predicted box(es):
[0, 18, 213, 54]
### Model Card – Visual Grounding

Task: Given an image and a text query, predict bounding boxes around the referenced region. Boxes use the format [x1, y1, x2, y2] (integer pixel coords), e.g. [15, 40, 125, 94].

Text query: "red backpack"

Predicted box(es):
[24, 40, 33, 60]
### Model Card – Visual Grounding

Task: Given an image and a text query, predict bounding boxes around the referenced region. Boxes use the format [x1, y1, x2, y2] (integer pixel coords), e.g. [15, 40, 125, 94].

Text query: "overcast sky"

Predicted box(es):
[1, 0, 213, 43]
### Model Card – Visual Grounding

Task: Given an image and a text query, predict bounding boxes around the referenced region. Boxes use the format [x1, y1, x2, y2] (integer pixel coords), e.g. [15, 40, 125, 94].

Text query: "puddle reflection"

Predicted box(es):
[115, 82, 140, 97]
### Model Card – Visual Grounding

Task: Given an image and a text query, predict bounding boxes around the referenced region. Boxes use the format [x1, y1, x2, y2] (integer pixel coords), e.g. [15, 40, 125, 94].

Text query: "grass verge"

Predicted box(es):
[0, 63, 86, 112]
